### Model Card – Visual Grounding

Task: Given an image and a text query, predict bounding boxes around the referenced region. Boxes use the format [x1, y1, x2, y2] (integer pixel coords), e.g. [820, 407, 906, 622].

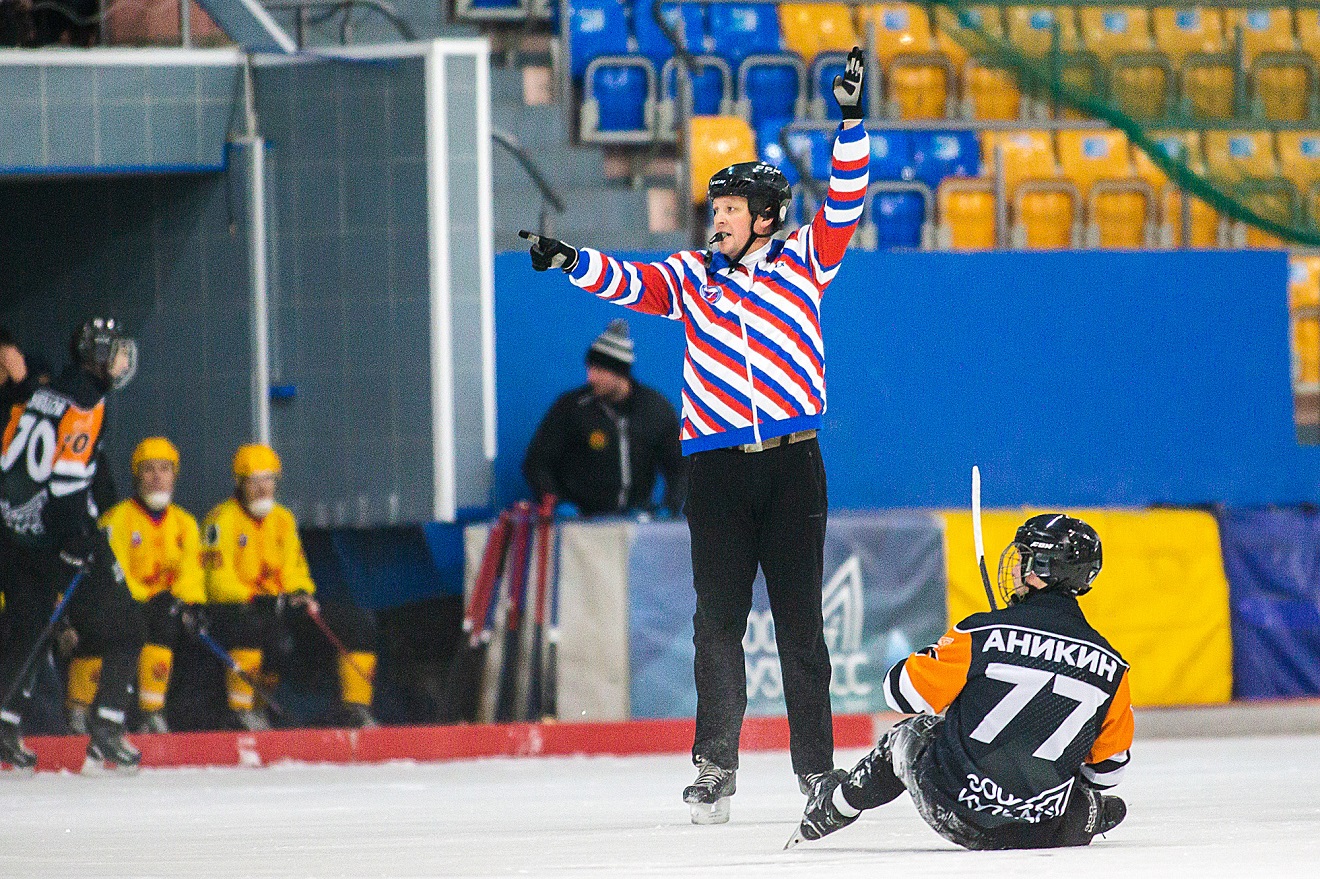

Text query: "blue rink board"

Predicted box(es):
[495, 248, 1316, 509]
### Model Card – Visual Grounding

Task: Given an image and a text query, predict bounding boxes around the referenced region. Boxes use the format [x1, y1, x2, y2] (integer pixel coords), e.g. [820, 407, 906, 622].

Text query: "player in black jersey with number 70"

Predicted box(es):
[789, 514, 1133, 851]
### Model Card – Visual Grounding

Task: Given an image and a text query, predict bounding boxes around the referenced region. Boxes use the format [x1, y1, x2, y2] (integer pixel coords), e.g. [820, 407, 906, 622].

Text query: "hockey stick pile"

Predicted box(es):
[438, 497, 561, 724]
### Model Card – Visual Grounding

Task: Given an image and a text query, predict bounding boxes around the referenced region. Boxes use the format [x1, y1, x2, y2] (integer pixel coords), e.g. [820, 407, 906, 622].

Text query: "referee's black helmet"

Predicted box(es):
[707, 162, 792, 232]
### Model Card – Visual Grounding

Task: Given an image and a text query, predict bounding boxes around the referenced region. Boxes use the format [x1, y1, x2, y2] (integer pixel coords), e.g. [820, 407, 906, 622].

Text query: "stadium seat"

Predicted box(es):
[568, 0, 630, 80]
[661, 56, 734, 120]
[689, 115, 758, 204]
[778, 3, 856, 63]
[1297, 9, 1320, 56]
[634, 1, 705, 69]
[1180, 59, 1237, 118]
[788, 126, 834, 181]
[1109, 62, 1174, 119]
[809, 52, 861, 120]
[911, 129, 981, 188]
[857, 3, 939, 60]
[1078, 6, 1154, 61]
[581, 58, 657, 142]
[889, 60, 952, 119]
[708, 3, 783, 72]
[984, 130, 1057, 192]
[1294, 316, 1320, 387]
[866, 190, 926, 248]
[737, 54, 808, 130]
[961, 61, 1023, 120]
[936, 180, 997, 248]
[1226, 8, 1297, 62]
[1289, 254, 1320, 310]
[868, 130, 916, 181]
[931, 5, 1005, 68]
[1203, 130, 1279, 180]
[1057, 129, 1152, 247]
[1152, 7, 1226, 63]
[1015, 189, 1076, 248]
[757, 117, 800, 184]
[1130, 131, 1224, 247]
[1277, 131, 1320, 220]
[1251, 56, 1316, 122]
[1238, 181, 1300, 249]
[984, 130, 1078, 248]
[1003, 6, 1083, 56]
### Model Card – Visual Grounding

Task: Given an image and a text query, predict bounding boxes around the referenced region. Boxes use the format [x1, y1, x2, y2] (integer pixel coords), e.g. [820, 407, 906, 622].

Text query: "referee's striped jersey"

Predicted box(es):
[567, 122, 870, 455]
[884, 590, 1134, 830]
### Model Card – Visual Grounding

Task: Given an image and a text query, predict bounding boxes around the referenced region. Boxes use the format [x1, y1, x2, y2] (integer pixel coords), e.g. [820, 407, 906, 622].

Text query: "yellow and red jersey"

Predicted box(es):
[99, 498, 205, 605]
[883, 591, 1133, 830]
[201, 497, 314, 604]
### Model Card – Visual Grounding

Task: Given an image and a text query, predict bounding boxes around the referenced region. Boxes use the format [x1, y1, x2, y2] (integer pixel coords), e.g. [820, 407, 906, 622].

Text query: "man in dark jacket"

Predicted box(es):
[523, 320, 685, 518]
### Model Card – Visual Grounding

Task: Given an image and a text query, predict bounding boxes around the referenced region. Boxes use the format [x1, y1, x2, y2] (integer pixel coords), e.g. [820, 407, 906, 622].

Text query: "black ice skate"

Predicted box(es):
[797, 771, 829, 795]
[1097, 795, 1126, 835]
[1, 718, 37, 774]
[785, 769, 857, 849]
[683, 759, 736, 825]
[83, 714, 141, 775]
[138, 710, 169, 734]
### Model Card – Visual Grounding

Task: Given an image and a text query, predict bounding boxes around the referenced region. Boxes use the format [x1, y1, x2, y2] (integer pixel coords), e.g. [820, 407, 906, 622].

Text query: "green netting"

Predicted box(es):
[929, 1, 1320, 245]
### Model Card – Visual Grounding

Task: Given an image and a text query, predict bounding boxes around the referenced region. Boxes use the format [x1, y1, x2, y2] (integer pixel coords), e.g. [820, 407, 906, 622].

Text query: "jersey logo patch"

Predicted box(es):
[238, 534, 248, 547]
[588, 429, 608, 451]
[131, 531, 142, 547]
[700, 283, 723, 303]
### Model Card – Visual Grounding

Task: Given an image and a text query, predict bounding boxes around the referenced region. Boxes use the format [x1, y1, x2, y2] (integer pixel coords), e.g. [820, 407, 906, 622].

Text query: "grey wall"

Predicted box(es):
[0, 170, 254, 515]
[255, 56, 436, 527]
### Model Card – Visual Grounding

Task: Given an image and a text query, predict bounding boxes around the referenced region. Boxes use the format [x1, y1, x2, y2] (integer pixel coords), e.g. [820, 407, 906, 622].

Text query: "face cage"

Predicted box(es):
[101, 338, 138, 390]
[997, 542, 1026, 606]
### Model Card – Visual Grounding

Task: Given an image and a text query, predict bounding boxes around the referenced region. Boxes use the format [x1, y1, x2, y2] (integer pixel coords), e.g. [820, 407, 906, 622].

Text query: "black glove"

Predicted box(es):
[179, 603, 210, 634]
[833, 46, 866, 121]
[59, 532, 97, 570]
[520, 229, 579, 273]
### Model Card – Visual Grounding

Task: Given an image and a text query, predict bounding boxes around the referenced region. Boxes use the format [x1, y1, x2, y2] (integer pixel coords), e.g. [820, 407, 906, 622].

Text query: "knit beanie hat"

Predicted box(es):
[585, 319, 635, 378]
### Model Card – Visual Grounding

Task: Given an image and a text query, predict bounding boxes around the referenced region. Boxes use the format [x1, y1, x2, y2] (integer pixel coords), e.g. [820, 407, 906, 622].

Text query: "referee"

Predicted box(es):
[523, 49, 869, 824]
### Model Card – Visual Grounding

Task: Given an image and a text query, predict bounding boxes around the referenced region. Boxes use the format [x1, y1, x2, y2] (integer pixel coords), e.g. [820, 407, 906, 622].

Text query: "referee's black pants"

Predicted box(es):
[685, 436, 832, 776]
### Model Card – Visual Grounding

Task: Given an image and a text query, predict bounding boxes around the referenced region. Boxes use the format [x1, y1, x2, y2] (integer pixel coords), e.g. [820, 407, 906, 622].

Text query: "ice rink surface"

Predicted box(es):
[2, 734, 1319, 877]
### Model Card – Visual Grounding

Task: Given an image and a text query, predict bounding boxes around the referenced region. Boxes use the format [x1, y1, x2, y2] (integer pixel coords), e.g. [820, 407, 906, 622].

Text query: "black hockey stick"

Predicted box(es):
[972, 465, 998, 611]
[186, 621, 289, 719]
[0, 570, 85, 713]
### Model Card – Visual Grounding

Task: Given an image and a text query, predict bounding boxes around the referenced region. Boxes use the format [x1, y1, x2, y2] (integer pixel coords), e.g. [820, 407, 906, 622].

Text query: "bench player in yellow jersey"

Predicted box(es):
[202, 444, 378, 730]
[67, 438, 206, 734]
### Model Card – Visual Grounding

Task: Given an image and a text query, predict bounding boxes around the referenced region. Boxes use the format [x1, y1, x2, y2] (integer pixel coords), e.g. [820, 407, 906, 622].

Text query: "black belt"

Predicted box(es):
[733, 429, 817, 454]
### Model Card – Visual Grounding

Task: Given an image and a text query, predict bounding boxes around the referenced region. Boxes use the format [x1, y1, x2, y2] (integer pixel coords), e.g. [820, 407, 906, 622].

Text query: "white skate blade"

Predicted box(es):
[783, 825, 807, 850]
[689, 797, 730, 825]
[81, 756, 139, 777]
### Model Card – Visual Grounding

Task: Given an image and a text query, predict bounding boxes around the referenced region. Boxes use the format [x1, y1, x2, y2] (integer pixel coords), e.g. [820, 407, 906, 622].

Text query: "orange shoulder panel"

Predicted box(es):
[904, 627, 974, 714]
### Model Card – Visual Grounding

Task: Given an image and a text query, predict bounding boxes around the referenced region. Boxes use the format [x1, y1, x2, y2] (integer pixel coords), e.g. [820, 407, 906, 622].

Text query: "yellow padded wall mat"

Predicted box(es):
[942, 509, 1232, 707]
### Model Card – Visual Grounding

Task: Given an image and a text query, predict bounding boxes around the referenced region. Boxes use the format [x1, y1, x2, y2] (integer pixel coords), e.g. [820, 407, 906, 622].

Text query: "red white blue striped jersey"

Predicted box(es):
[567, 123, 870, 454]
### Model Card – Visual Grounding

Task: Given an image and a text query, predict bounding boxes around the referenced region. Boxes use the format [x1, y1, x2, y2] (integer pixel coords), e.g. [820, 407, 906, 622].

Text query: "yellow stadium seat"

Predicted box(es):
[937, 181, 997, 249]
[857, 3, 938, 61]
[688, 116, 757, 205]
[1253, 61, 1314, 122]
[962, 60, 1023, 120]
[1293, 316, 1320, 385]
[1131, 132, 1223, 246]
[1057, 129, 1150, 248]
[985, 130, 1059, 192]
[1297, 9, 1320, 53]
[1004, 6, 1083, 56]
[931, 5, 1005, 67]
[1016, 190, 1075, 248]
[889, 62, 950, 118]
[1241, 185, 1299, 248]
[1078, 6, 1154, 61]
[1109, 64, 1172, 119]
[1180, 61, 1236, 118]
[1152, 7, 1226, 63]
[1290, 255, 1320, 310]
[779, 4, 857, 64]
[1226, 9, 1297, 62]
[1203, 130, 1279, 180]
[1278, 132, 1320, 221]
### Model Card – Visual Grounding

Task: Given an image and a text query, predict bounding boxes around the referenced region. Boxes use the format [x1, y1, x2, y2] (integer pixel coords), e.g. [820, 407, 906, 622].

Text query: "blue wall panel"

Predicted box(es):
[495, 249, 1319, 509]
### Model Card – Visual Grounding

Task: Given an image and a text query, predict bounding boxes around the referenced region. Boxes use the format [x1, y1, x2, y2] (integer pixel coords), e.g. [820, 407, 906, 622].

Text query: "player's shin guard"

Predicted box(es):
[66, 656, 102, 733]
[137, 644, 173, 714]
[226, 648, 263, 711]
[339, 652, 376, 706]
[842, 742, 908, 810]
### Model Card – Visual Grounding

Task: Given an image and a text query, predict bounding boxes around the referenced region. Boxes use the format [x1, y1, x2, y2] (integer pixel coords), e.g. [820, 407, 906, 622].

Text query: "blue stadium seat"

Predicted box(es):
[869, 191, 925, 249]
[780, 126, 832, 180]
[662, 56, 733, 116]
[738, 55, 806, 130]
[592, 65, 651, 132]
[757, 116, 799, 184]
[634, 1, 704, 68]
[869, 130, 915, 182]
[569, 0, 630, 80]
[708, 3, 782, 71]
[911, 130, 981, 188]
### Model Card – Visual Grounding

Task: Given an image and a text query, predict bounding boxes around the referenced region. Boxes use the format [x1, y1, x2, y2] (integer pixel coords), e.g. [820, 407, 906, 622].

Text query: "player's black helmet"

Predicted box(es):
[707, 161, 792, 232]
[997, 514, 1102, 605]
[71, 317, 137, 391]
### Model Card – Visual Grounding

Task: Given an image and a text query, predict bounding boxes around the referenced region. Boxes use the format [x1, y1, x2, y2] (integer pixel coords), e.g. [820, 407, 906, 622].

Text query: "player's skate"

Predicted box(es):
[1097, 795, 1126, 835]
[785, 769, 857, 849]
[797, 771, 829, 795]
[138, 710, 169, 734]
[83, 715, 141, 775]
[234, 708, 272, 732]
[1, 718, 37, 774]
[67, 702, 90, 735]
[683, 759, 736, 825]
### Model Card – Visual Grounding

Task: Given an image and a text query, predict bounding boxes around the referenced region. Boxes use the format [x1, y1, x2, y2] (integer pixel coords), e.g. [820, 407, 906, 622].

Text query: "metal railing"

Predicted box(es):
[492, 126, 566, 236]
[262, 0, 415, 47]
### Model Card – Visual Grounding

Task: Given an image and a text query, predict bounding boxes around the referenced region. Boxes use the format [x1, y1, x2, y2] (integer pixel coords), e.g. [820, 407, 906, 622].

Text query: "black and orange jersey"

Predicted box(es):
[0, 367, 110, 547]
[883, 590, 1133, 831]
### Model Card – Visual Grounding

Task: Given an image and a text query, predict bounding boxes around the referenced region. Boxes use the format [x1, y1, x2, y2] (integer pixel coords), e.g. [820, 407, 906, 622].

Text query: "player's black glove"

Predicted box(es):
[833, 46, 866, 121]
[59, 533, 97, 570]
[520, 229, 579, 273]
[179, 603, 210, 635]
